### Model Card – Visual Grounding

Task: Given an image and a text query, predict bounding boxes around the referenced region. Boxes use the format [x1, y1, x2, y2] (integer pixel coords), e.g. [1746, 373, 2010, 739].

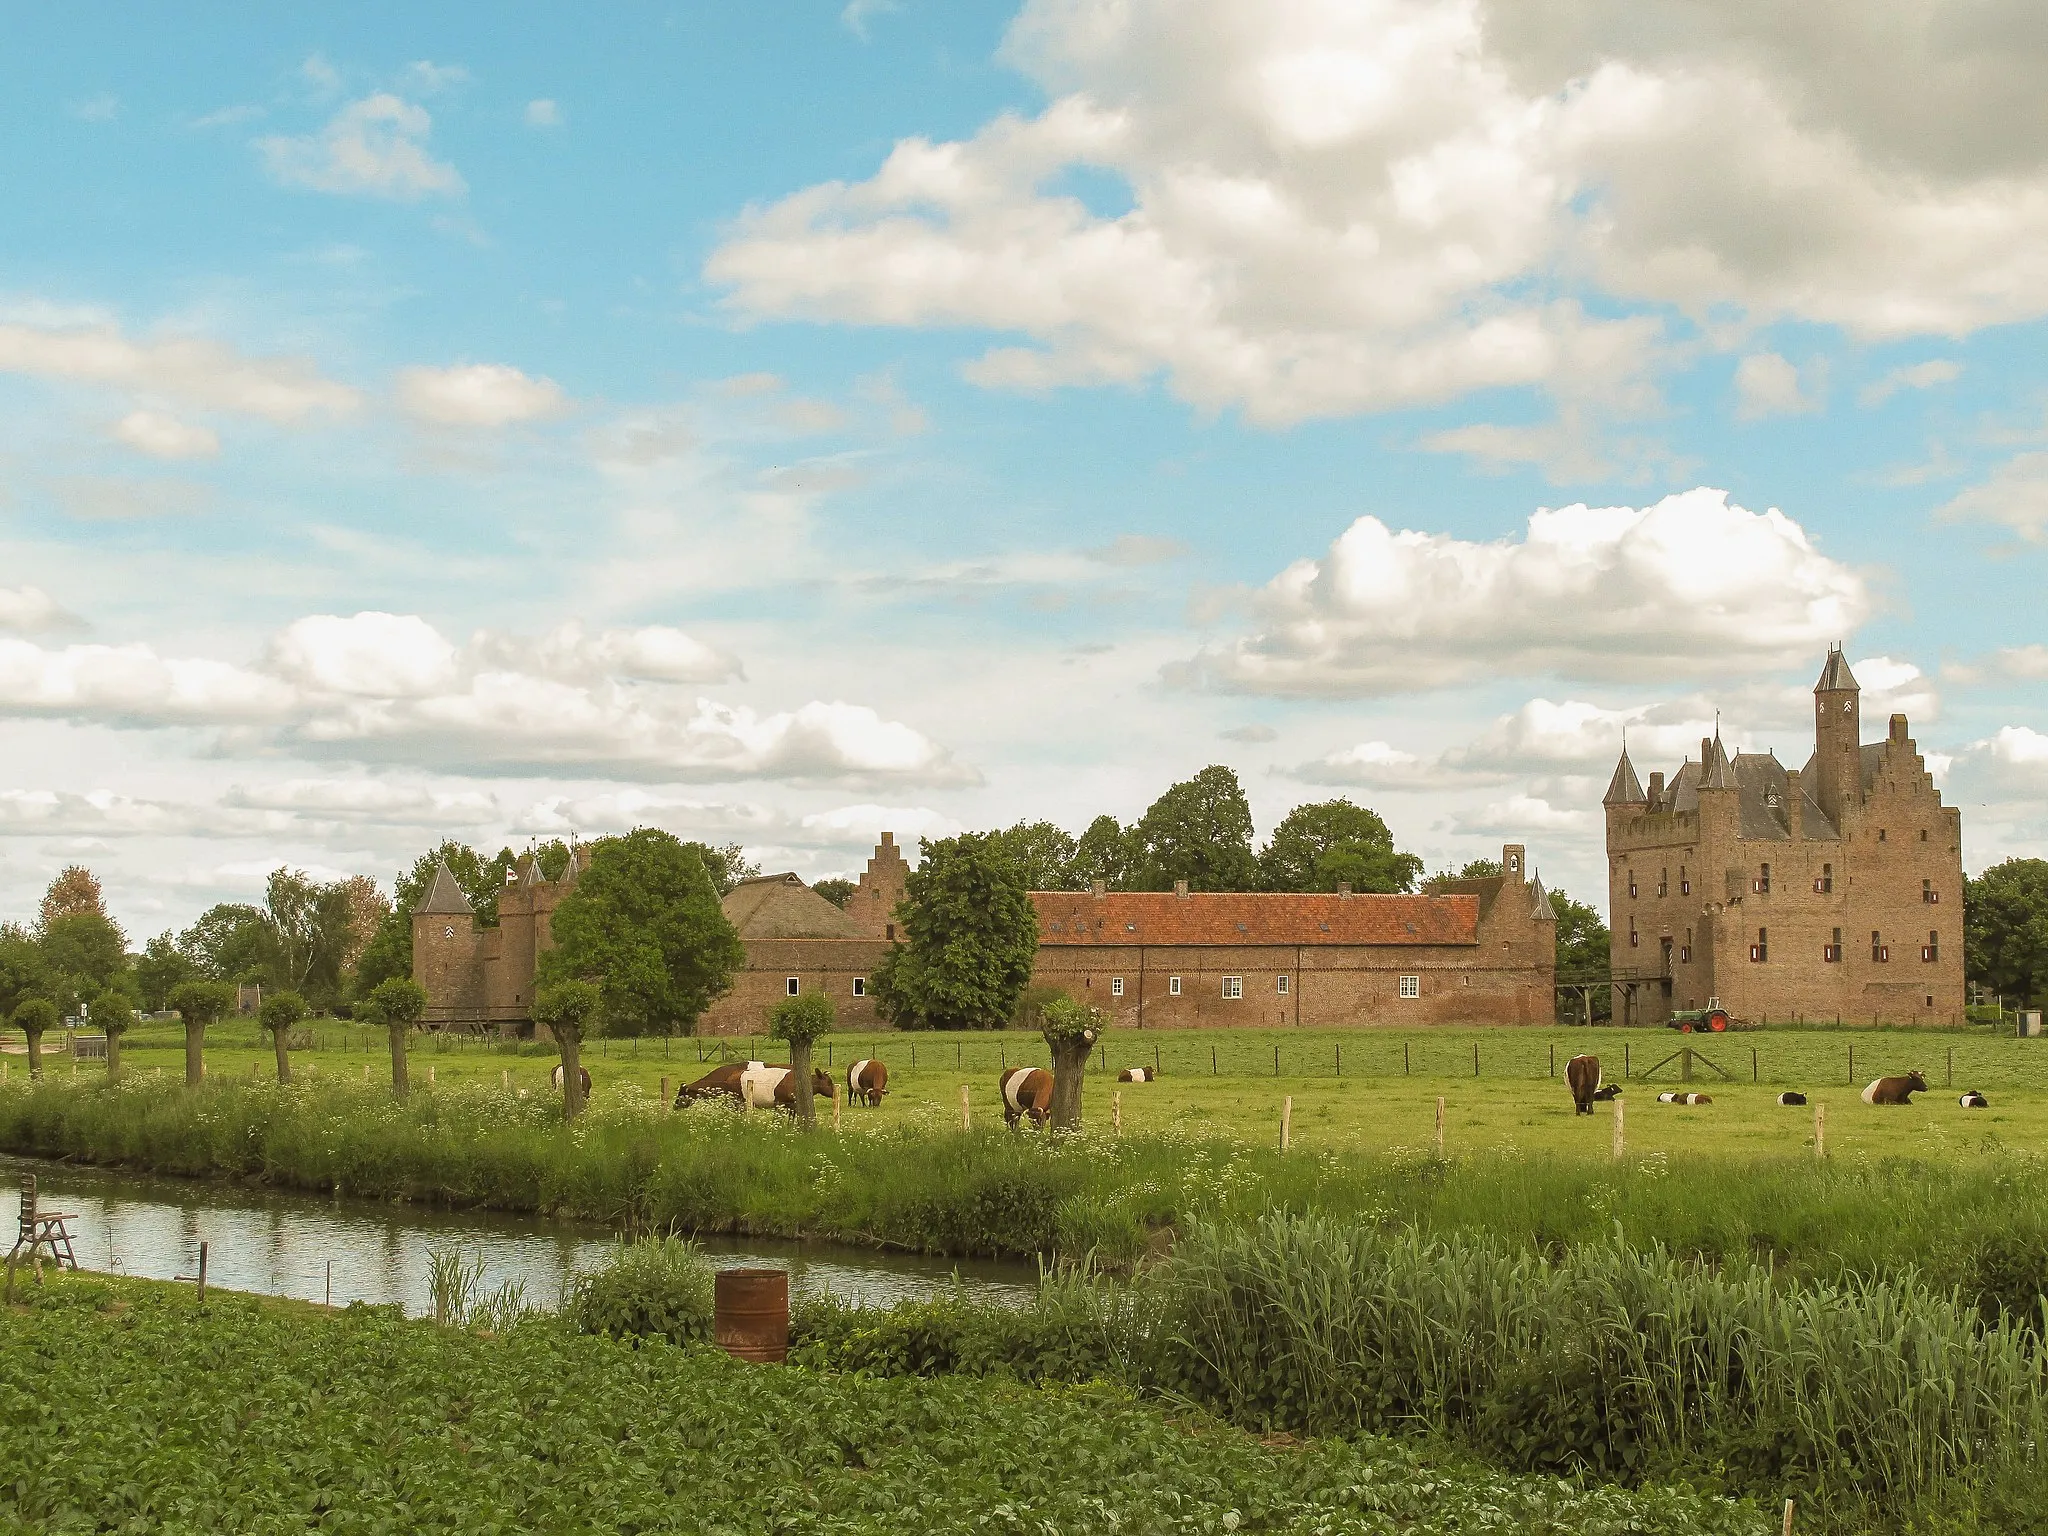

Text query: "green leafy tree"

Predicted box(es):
[812, 878, 856, 909]
[0, 934, 53, 1024]
[1134, 767, 1259, 891]
[771, 993, 834, 1129]
[1039, 996, 1104, 1131]
[354, 841, 505, 992]
[533, 978, 600, 1118]
[166, 978, 235, 1088]
[989, 820, 1082, 891]
[10, 999, 57, 1080]
[90, 981, 139, 1081]
[1549, 889, 1611, 1023]
[687, 841, 759, 896]
[258, 991, 309, 1084]
[541, 830, 745, 1037]
[872, 833, 1039, 1031]
[1073, 815, 1140, 891]
[1258, 799, 1423, 893]
[177, 903, 273, 983]
[1967, 859, 2048, 1006]
[360, 977, 427, 1099]
[38, 913, 128, 1014]
[135, 932, 195, 1011]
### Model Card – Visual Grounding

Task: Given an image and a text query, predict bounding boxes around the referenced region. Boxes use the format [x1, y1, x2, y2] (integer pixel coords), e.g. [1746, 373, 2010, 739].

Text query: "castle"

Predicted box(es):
[413, 829, 1559, 1033]
[1602, 648, 1964, 1025]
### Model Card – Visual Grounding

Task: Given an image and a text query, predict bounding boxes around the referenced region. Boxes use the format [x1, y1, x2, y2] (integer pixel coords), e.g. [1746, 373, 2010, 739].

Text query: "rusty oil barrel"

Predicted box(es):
[713, 1267, 789, 1363]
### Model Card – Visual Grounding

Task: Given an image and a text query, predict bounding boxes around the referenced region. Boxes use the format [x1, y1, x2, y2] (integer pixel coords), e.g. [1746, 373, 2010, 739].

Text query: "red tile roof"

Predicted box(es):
[1030, 890, 1481, 947]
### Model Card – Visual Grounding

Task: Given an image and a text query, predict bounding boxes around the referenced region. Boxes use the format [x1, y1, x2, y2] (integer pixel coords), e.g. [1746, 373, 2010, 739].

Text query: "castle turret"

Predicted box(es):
[1603, 746, 1646, 827]
[1813, 646, 1861, 826]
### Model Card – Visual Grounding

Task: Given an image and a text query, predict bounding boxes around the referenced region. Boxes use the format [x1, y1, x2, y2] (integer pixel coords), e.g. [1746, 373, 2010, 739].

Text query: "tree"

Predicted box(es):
[1967, 859, 2048, 1005]
[871, 833, 1039, 1030]
[533, 978, 600, 1118]
[177, 904, 273, 983]
[135, 932, 195, 1011]
[770, 993, 834, 1130]
[1133, 767, 1259, 891]
[359, 977, 427, 1099]
[989, 820, 1082, 891]
[1258, 799, 1423, 894]
[39, 865, 110, 930]
[1549, 889, 1611, 1023]
[1039, 996, 1103, 1131]
[812, 878, 856, 909]
[166, 979, 235, 1087]
[0, 935, 52, 1024]
[10, 999, 56, 1080]
[354, 841, 504, 993]
[1074, 815, 1140, 891]
[38, 913, 128, 1013]
[91, 982, 138, 1081]
[688, 842, 760, 896]
[258, 991, 308, 1084]
[542, 829, 745, 1037]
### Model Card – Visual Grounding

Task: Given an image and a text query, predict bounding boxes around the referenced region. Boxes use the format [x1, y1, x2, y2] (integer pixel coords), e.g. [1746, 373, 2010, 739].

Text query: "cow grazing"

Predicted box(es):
[1861, 1072, 1929, 1106]
[1565, 1053, 1602, 1115]
[1000, 1066, 1054, 1129]
[1778, 1091, 1808, 1106]
[1960, 1090, 1990, 1109]
[674, 1061, 833, 1112]
[1590, 1084, 1622, 1101]
[550, 1062, 592, 1097]
[1656, 1091, 1713, 1105]
[845, 1058, 888, 1107]
[1117, 1066, 1156, 1083]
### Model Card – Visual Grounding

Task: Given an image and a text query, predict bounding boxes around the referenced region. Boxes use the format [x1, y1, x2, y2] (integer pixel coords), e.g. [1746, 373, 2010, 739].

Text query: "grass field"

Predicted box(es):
[30, 1015, 2044, 1166]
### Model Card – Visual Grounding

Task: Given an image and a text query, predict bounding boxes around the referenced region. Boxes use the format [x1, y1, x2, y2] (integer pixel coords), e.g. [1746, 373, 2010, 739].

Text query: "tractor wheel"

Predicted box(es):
[1678, 1022, 1694, 1034]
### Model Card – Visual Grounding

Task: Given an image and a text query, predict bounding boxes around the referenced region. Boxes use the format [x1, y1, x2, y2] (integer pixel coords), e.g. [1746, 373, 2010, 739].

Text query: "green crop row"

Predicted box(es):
[0, 1274, 1770, 1536]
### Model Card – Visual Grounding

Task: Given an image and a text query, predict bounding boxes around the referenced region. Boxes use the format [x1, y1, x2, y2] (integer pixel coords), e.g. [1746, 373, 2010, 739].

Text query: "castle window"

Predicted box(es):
[1680, 944, 1691, 963]
[1750, 928, 1768, 963]
[786, 976, 800, 996]
[1817, 863, 1832, 894]
[1878, 829, 1888, 842]
[1920, 829, 1928, 841]
[1168, 975, 1182, 996]
[1628, 871, 1638, 898]
[885, 924, 895, 941]
[852, 977, 866, 997]
[1872, 932, 1888, 963]
[1222, 976, 1243, 1000]
[1276, 975, 1289, 996]
[1658, 869, 1668, 897]
[1110, 977, 1125, 997]
[1628, 920, 1639, 948]
[1680, 867, 1691, 895]
[1756, 863, 1771, 894]
[1399, 974, 1420, 999]
[1923, 879, 1937, 904]
[1923, 932, 1939, 964]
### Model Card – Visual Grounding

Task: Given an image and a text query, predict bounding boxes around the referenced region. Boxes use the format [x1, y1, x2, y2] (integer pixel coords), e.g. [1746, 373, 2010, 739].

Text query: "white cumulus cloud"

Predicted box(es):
[112, 410, 220, 460]
[1860, 359, 1961, 407]
[1734, 353, 1822, 421]
[0, 318, 358, 422]
[1938, 452, 2048, 543]
[396, 363, 568, 426]
[0, 587, 82, 635]
[260, 94, 465, 200]
[1186, 487, 1868, 696]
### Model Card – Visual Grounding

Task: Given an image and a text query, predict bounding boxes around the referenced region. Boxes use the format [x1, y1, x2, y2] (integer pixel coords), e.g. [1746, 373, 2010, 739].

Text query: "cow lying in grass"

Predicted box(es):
[1657, 1091, 1713, 1105]
[1862, 1072, 1929, 1106]
[1960, 1090, 1990, 1109]
[1117, 1067, 1156, 1083]
[674, 1062, 835, 1112]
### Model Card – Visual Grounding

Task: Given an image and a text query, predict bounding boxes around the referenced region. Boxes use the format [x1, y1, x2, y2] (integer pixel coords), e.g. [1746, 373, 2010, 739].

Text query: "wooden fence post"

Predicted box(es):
[1814, 1103, 1826, 1160]
[960, 1083, 971, 1132]
[1280, 1095, 1292, 1152]
[1435, 1096, 1445, 1158]
[197, 1242, 208, 1303]
[1612, 1097, 1625, 1160]
[1113, 1090, 1122, 1135]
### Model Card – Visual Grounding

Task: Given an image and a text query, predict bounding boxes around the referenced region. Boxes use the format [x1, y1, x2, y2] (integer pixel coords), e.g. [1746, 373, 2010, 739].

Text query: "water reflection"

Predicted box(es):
[0, 1155, 1032, 1317]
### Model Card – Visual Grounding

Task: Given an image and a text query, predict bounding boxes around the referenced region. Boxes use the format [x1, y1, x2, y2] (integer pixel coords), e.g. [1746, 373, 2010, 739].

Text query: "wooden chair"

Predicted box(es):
[5, 1174, 78, 1292]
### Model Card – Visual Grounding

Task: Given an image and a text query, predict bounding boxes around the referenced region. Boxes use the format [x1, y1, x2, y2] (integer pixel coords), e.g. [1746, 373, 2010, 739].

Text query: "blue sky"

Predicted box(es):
[2, 0, 2044, 938]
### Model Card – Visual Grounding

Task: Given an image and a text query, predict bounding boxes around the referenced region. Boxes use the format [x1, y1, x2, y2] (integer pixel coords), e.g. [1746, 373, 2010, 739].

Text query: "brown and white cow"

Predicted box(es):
[550, 1063, 592, 1097]
[1117, 1066, 1155, 1083]
[674, 1061, 834, 1112]
[1565, 1053, 1602, 1115]
[1862, 1072, 1929, 1106]
[1000, 1066, 1054, 1129]
[1960, 1090, 1989, 1109]
[845, 1058, 888, 1107]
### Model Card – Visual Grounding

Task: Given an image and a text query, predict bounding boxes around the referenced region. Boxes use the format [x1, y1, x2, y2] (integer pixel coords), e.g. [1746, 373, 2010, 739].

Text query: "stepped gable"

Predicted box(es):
[1031, 890, 1481, 947]
[721, 872, 869, 941]
[419, 861, 473, 915]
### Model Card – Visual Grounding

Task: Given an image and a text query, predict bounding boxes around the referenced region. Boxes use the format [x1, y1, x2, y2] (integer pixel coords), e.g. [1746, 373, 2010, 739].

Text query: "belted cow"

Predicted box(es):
[1000, 1066, 1054, 1129]
[674, 1061, 834, 1112]
[1657, 1091, 1713, 1105]
[1565, 1053, 1602, 1115]
[1960, 1090, 1990, 1109]
[550, 1063, 592, 1097]
[845, 1058, 888, 1107]
[1778, 1091, 1808, 1106]
[1861, 1072, 1928, 1106]
[1117, 1066, 1156, 1083]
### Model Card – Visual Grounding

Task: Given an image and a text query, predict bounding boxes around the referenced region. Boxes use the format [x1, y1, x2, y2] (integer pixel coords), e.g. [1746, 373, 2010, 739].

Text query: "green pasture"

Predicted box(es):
[32, 1017, 2044, 1166]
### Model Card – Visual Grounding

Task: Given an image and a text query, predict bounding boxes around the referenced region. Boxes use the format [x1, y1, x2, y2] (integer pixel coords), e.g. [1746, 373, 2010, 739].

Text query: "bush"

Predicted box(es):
[561, 1236, 714, 1347]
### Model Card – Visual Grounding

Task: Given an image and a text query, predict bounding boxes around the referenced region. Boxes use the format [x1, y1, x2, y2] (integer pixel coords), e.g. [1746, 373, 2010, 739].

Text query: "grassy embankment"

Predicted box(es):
[0, 1270, 1770, 1536]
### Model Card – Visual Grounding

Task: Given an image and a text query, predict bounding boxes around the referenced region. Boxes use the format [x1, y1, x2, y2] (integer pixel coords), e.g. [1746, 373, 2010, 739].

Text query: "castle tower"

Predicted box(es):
[1603, 744, 1646, 829]
[850, 832, 911, 941]
[412, 861, 481, 1025]
[1813, 646, 1861, 827]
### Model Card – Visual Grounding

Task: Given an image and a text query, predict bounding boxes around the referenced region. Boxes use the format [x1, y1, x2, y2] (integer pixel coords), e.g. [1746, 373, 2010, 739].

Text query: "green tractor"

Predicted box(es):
[1667, 1002, 1732, 1034]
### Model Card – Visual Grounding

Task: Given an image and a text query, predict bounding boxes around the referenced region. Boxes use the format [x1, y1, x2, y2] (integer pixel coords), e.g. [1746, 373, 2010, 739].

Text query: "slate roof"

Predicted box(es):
[1603, 748, 1647, 807]
[1735, 753, 1839, 841]
[1030, 890, 1482, 947]
[722, 873, 870, 941]
[419, 862, 474, 915]
[1815, 647, 1859, 692]
[1527, 872, 1556, 920]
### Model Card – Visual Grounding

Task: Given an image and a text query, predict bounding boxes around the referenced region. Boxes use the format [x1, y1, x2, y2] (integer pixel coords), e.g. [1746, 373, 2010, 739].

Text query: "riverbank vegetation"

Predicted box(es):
[0, 1271, 1768, 1535]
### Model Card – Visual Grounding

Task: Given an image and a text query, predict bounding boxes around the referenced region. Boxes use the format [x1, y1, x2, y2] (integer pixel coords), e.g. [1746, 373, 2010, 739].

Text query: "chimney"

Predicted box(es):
[1701, 736, 1713, 767]
[1174, 879, 1189, 899]
[1647, 771, 1665, 809]
[1089, 879, 1106, 898]
[1890, 713, 1908, 744]
[1336, 882, 1352, 899]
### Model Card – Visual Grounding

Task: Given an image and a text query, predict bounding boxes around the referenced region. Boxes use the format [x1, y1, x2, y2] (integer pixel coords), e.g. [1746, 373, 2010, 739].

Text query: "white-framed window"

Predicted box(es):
[1399, 974, 1420, 999]
[1110, 977, 1125, 997]
[785, 976, 800, 996]
[1168, 975, 1182, 996]
[1222, 976, 1243, 999]
[851, 977, 866, 997]
[1276, 975, 1289, 996]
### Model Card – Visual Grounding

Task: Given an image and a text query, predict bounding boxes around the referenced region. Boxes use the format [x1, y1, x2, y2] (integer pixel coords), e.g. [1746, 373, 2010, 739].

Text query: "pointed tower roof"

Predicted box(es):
[1603, 746, 1647, 807]
[1701, 729, 1735, 790]
[418, 861, 473, 915]
[1528, 870, 1555, 920]
[1815, 646, 1859, 693]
